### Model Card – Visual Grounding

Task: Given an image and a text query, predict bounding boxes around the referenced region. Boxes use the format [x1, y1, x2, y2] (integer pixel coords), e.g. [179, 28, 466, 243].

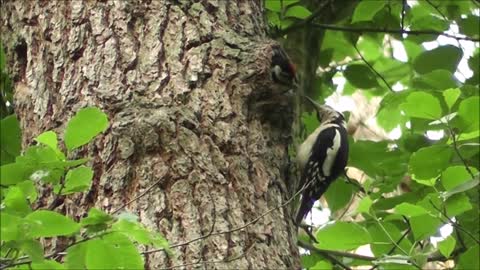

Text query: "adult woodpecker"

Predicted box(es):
[295, 96, 349, 224]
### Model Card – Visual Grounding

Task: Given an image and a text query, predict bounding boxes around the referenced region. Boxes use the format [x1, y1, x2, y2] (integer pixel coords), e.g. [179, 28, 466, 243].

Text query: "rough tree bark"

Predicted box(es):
[1, 1, 299, 269]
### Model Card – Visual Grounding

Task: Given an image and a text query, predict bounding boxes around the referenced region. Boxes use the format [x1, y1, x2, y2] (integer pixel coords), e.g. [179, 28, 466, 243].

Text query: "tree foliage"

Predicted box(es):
[0, 106, 169, 269]
[267, 0, 479, 269]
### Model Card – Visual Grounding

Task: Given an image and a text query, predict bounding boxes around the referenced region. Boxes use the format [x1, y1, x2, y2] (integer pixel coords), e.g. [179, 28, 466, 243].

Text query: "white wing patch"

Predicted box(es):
[297, 123, 339, 170]
[322, 129, 341, 177]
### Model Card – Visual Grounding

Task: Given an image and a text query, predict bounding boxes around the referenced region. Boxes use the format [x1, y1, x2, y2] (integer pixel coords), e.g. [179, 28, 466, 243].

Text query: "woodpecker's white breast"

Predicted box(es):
[296, 123, 339, 170]
[322, 128, 341, 176]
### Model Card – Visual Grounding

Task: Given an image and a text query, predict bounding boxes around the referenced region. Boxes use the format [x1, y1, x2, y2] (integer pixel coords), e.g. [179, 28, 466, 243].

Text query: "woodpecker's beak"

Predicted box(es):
[303, 95, 325, 112]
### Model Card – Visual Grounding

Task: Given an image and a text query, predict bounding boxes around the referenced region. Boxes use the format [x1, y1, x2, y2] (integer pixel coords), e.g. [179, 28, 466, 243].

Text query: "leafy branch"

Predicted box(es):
[309, 24, 479, 42]
[352, 43, 394, 92]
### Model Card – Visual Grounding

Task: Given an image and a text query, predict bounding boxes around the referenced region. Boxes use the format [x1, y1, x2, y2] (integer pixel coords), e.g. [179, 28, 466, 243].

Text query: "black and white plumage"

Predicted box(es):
[295, 96, 349, 224]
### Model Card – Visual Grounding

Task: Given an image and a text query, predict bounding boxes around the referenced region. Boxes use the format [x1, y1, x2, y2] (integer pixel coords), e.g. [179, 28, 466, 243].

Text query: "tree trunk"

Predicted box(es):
[1, 1, 299, 268]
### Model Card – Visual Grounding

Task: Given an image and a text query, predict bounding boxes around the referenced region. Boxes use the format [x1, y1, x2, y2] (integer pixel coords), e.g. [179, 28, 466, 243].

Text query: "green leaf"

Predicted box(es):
[344, 64, 378, 89]
[457, 96, 480, 133]
[409, 145, 453, 181]
[17, 180, 38, 202]
[351, 1, 386, 23]
[315, 222, 371, 250]
[412, 70, 458, 91]
[0, 114, 21, 165]
[409, 214, 442, 240]
[0, 212, 22, 241]
[441, 166, 478, 191]
[442, 177, 479, 200]
[81, 208, 113, 226]
[445, 193, 472, 217]
[31, 260, 65, 270]
[368, 222, 412, 257]
[266, 11, 281, 28]
[63, 166, 93, 194]
[438, 236, 455, 258]
[357, 37, 382, 62]
[65, 242, 88, 270]
[21, 239, 44, 263]
[404, 40, 423, 61]
[356, 196, 373, 214]
[312, 260, 333, 270]
[86, 232, 143, 270]
[468, 52, 479, 76]
[413, 45, 463, 75]
[399, 92, 442, 120]
[458, 244, 480, 270]
[113, 219, 169, 250]
[442, 88, 461, 110]
[459, 16, 479, 38]
[324, 179, 353, 213]
[25, 210, 80, 237]
[377, 107, 404, 132]
[3, 186, 31, 216]
[264, 0, 299, 12]
[373, 58, 411, 86]
[322, 31, 355, 62]
[35, 131, 65, 160]
[300, 254, 325, 268]
[64, 107, 109, 151]
[285, 6, 311, 19]
[349, 140, 408, 179]
[35, 131, 58, 152]
[394, 203, 430, 218]
[377, 91, 410, 131]
[0, 162, 33, 186]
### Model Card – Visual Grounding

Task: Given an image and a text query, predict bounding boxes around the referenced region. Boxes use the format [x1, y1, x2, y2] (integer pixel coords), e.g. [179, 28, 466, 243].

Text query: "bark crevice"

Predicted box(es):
[1, 0, 300, 268]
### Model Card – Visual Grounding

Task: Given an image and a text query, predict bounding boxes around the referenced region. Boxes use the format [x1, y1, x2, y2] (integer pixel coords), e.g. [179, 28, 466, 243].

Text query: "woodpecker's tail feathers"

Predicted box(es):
[295, 195, 315, 225]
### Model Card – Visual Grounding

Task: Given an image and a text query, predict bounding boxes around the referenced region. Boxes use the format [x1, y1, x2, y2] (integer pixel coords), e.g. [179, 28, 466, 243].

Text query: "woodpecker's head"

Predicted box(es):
[304, 96, 345, 125]
[271, 45, 298, 87]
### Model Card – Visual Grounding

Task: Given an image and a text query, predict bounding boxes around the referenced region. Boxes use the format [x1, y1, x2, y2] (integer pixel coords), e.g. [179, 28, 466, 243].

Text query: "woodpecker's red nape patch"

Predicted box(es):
[288, 63, 296, 76]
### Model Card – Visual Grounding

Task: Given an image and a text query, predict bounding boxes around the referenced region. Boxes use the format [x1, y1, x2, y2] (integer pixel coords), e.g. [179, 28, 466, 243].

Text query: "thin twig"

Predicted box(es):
[48, 182, 66, 210]
[159, 244, 253, 270]
[372, 213, 410, 257]
[145, 180, 313, 255]
[427, 248, 465, 262]
[424, 0, 449, 21]
[0, 232, 110, 270]
[429, 200, 480, 244]
[353, 44, 394, 93]
[110, 178, 164, 215]
[143, 182, 218, 255]
[369, 217, 412, 270]
[344, 169, 366, 194]
[274, 0, 331, 37]
[299, 241, 352, 270]
[298, 240, 376, 261]
[401, 0, 407, 32]
[309, 23, 480, 42]
[448, 126, 476, 179]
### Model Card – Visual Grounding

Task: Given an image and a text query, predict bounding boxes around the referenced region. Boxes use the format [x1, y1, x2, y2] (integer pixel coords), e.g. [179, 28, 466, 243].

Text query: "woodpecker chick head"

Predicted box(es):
[304, 96, 345, 125]
[271, 45, 298, 87]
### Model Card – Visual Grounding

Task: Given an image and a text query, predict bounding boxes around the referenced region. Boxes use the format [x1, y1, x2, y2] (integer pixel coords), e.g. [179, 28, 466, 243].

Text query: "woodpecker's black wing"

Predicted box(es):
[295, 124, 348, 224]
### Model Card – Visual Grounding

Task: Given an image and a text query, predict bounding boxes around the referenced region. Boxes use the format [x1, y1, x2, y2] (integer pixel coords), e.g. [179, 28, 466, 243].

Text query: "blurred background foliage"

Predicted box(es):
[266, 0, 479, 269]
